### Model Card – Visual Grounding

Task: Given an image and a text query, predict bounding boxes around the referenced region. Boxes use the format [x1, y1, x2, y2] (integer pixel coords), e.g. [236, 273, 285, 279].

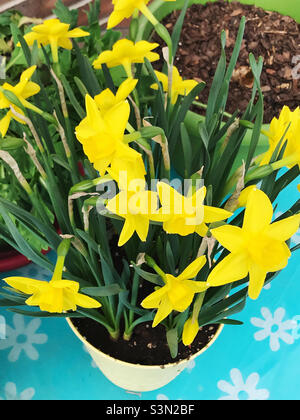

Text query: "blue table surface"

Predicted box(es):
[0, 177, 299, 400]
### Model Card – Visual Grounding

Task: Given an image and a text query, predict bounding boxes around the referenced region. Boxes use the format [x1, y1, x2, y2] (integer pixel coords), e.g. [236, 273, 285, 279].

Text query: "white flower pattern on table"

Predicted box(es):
[251, 307, 297, 352]
[0, 382, 35, 400]
[218, 369, 270, 400]
[186, 360, 196, 373]
[0, 314, 48, 362]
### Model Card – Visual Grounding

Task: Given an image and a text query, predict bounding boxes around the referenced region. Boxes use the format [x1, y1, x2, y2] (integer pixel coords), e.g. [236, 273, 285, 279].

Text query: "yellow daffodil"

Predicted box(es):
[182, 317, 199, 346]
[238, 185, 258, 208]
[106, 185, 162, 246]
[151, 66, 198, 104]
[20, 18, 90, 63]
[94, 78, 138, 115]
[76, 94, 145, 182]
[93, 39, 159, 77]
[0, 66, 40, 137]
[207, 189, 300, 300]
[153, 182, 232, 237]
[260, 106, 300, 169]
[107, 0, 175, 30]
[141, 256, 208, 327]
[3, 241, 101, 313]
[107, 153, 146, 191]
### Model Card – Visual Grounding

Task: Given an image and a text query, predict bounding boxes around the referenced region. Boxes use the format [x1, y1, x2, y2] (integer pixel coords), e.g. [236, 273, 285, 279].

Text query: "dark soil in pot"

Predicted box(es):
[152, 1, 300, 123]
[72, 316, 219, 365]
[72, 233, 220, 365]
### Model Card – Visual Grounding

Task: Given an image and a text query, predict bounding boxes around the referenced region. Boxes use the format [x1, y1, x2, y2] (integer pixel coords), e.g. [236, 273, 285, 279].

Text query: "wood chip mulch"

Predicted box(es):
[153, 1, 300, 123]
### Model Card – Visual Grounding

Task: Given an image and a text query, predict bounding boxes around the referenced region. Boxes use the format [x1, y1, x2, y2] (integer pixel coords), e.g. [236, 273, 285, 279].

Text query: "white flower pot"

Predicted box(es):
[67, 319, 224, 392]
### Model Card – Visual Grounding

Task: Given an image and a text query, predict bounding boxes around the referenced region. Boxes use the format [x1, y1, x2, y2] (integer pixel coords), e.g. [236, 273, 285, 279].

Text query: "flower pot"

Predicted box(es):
[67, 318, 224, 392]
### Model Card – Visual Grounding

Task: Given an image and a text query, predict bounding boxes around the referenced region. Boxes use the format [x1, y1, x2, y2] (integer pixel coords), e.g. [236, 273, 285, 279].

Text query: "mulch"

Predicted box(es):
[152, 1, 300, 123]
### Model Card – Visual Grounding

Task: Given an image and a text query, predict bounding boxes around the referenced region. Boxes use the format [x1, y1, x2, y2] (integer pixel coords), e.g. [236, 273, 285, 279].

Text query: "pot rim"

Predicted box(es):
[67, 317, 224, 369]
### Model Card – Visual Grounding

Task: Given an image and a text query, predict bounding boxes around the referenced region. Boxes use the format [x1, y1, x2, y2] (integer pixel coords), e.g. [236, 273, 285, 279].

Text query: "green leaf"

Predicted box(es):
[171, 0, 189, 58]
[86, 0, 101, 26]
[131, 262, 164, 286]
[76, 229, 99, 253]
[74, 41, 101, 96]
[8, 308, 84, 318]
[166, 328, 178, 359]
[206, 30, 227, 125]
[216, 319, 244, 326]
[0, 202, 54, 271]
[127, 312, 154, 333]
[245, 55, 264, 171]
[0, 136, 24, 150]
[0, 198, 61, 252]
[0, 291, 27, 304]
[53, 0, 78, 27]
[0, 299, 24, 307]
[180, 122, 193, 178]
[169, 81, 206, 154]
[81, 284, 123, 297]
[17, 34, 31, 66]
[60, 74, 85, 119]
[165, 240, 176, 275]
[51, 154, 71, 171]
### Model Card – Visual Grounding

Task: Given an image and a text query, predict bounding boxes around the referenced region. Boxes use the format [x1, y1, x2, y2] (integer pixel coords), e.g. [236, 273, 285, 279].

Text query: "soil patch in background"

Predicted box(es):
[72, 316, 219, 365]
[153, 1, 300, 123]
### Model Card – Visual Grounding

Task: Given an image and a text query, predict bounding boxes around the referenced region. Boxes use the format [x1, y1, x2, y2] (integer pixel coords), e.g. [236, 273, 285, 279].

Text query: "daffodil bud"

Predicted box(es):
[57, 238, 71, 258]
[182, 318, 199, 346]
[0, 136, 24, 151]
[238, 185, 257, 208]
[140, 126, 164, 138]
[245, 164, 274, 183]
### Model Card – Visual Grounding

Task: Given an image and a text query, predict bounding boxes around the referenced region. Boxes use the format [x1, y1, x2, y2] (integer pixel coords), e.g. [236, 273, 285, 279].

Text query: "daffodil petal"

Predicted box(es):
[4, 277, 47, 295]
[134, 215, 150, 242]
[0, 112, 12, 137]
[118, 217, 136, 246]
[204, 206, 233, 223]
[207, 253, 249, 287]
[243, 189, 273, 232]
[67, 28, 90, 38]
[116, 78, 138, 103]
[211, 225, 244, 253]
[141, 286, 167, 309]
[248, 264, 267, 300]
[184, 280, 208, 293]
[267, 214, 300, 242]
[74, 293, 101, 309]
[152, 296, 173, 327]
[177, 256, 207, 281]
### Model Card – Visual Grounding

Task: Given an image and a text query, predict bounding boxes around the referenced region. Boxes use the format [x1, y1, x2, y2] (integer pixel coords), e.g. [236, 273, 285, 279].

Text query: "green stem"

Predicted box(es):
[145, 255, 167, 282]
[129, 271, 140, 325]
